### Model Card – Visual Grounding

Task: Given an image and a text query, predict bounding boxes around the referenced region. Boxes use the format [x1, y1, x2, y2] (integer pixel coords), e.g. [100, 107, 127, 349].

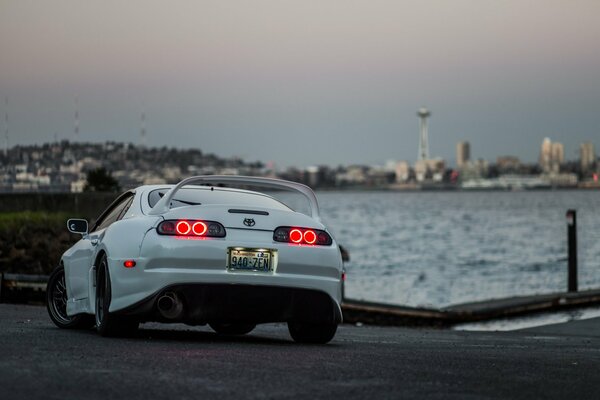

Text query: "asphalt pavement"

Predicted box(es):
[1, 303, 599, 399]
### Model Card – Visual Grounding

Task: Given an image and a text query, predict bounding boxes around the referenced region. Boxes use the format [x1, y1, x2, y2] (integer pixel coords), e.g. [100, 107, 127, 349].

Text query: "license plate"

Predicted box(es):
[227, 248, 273, 272]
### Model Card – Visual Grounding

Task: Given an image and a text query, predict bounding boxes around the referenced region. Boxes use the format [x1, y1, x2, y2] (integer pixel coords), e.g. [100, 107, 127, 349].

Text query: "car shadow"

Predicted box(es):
[135, 326, 294, 346]
[43, 324, 341, 347]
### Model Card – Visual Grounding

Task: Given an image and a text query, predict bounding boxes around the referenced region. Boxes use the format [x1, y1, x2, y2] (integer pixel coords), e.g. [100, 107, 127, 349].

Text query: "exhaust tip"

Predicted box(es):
[157, 292, 184, 319]
[157, 295, 174, 312]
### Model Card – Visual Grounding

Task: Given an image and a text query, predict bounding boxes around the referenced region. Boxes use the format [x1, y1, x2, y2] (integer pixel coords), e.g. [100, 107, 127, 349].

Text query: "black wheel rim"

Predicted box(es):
[50, 270, 72, 324]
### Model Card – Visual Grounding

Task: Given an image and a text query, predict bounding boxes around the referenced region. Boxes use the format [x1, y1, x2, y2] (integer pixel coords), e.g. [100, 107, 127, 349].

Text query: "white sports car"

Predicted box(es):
[46, 176, 343, 343]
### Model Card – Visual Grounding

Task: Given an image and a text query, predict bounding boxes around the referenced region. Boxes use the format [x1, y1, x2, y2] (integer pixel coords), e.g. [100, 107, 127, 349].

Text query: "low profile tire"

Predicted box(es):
[46, 266, 95, 329]
[209, 322, 256, 336]
[95, 255, 139, 337]
[288, 322, 337, 344]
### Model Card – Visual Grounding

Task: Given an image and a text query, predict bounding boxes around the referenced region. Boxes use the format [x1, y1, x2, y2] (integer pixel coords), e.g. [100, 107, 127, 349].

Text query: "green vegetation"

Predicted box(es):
[0, 211, 78, 275]
[0, 211, 70, 228]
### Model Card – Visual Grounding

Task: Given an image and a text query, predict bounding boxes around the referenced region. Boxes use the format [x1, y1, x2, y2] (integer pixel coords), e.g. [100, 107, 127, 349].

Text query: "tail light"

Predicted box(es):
[273, 226, 332, 246]
[157, 220, 226, 238]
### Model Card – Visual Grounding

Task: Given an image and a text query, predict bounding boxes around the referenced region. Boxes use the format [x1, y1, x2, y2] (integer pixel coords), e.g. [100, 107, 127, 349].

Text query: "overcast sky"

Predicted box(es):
[1, 0, 599, 168]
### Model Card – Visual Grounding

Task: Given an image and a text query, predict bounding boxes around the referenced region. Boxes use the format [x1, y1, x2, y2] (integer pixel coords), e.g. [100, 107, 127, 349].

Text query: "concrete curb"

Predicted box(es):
[342, 289, 600, 327]
[0, 273, 48, 303]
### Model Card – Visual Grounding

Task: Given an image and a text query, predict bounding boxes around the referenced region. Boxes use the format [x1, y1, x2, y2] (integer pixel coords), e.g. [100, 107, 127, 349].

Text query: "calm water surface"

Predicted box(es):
[316, 190, 600, 308]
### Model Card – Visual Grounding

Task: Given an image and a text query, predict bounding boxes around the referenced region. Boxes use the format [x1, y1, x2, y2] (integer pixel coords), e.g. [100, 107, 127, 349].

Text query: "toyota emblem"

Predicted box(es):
[243, 218, 256, 227]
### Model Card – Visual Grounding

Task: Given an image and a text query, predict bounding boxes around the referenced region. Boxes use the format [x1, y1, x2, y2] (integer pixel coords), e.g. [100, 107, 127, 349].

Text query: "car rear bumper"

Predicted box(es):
[107, 229, 344, 318]
[115, 283, 342, 325]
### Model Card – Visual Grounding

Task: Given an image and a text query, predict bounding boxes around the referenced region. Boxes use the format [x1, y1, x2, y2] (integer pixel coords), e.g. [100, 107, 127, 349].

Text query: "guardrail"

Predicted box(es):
[0, 273, 48, 303]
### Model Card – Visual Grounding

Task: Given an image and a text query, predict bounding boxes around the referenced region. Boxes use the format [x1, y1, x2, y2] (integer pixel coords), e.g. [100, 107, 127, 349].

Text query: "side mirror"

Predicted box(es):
[67, 219, 88, 235]
[339, 245, 350, 263]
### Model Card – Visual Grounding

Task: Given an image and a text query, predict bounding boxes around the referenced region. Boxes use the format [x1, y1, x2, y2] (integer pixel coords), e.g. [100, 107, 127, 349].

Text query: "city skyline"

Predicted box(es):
[3, 135, 596, 170]
[1, 100, 597, 169]
[1, 139, 596, 195]
[1, 1, 599, 167]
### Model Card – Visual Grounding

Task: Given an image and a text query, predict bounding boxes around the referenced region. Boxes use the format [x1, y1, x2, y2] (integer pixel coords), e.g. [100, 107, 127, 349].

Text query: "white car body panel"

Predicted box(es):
[62, 176, 343, 325]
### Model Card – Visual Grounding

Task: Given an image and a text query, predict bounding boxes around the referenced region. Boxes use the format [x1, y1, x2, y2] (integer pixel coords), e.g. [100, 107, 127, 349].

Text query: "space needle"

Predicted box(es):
[417, 107, 431, 161]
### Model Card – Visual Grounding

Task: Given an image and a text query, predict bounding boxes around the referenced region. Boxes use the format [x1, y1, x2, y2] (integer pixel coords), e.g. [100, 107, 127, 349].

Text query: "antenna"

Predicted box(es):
[74, 95, 79, 141]
[4, 96, 8, 157]
[140, 109, 147, 146]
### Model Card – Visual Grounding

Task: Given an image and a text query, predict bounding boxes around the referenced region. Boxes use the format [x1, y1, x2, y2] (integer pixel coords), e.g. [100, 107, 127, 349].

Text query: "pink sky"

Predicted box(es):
[1, 0, 599, 166]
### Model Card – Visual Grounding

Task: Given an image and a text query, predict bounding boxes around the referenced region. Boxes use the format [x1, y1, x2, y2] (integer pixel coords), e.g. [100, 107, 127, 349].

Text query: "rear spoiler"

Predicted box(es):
[148, 175, 321, 219]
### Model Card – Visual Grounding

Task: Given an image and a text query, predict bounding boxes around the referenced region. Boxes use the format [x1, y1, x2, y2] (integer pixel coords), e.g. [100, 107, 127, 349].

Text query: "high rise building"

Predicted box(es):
[456, 141, 470, 168]
[539, 137, 564, 173]
[417, 107, 430, 161]
[580, 142, 596, 172]
[539, 137, 552, 171]
[551, 142, 564, 172]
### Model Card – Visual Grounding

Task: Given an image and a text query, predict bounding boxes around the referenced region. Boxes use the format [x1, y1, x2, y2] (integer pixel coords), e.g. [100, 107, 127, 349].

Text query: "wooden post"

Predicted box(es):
[566, 209, 578, 292]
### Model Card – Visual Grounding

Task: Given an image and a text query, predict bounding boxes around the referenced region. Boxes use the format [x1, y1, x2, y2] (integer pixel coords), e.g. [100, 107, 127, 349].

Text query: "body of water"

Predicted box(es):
[316, 190, 600, 308]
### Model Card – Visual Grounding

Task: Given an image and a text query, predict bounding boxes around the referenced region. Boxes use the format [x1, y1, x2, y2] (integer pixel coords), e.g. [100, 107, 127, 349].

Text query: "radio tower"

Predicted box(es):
[74, 96, 80, 141]
[3, 97, 8, 157]
[140, 109, 147, 147]
[417, 107, 431, 160]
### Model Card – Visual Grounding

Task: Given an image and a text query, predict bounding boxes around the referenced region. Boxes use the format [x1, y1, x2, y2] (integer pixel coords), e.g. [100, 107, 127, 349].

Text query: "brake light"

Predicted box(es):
[289, 229, 303, 243]
[303, 230, 317, 244]
[158, 220, 226, 238]
[192, 221, 207, 236]
[176, 220, 191, 235]
[273, 226, 332, 246]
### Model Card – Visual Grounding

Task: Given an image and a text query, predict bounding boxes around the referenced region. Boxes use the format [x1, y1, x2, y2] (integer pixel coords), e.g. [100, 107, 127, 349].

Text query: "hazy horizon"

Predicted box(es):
[1, 0, 599, 168]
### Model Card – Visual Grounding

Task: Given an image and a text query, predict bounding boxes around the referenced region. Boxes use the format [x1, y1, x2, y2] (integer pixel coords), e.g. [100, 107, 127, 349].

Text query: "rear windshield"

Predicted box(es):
[148, 187, 292, 211]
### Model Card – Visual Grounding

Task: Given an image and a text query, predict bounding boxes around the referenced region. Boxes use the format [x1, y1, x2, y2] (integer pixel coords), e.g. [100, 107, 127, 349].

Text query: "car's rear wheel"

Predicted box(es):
[46, 266, 95, 329]
[95, 255, 139, 337]
[288, 322, 337, 344]
[209, 322, 256, 336]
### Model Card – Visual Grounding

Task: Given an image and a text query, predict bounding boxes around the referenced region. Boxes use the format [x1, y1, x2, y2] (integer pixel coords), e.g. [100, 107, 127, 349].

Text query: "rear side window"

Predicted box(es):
[92, 193, 135, 232]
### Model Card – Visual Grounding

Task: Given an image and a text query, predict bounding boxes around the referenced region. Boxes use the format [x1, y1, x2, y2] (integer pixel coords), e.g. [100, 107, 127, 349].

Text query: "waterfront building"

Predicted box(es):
[456, 141, 470, 168]
[414, 158, 445, 182]
[539, 137, 552, 172]
[459, 159, 489, 182]
[496, 156, 521, 173]
[417, 107, 431, 161]
[305, 166, 320, 187]
[580, 142, 596, 172]
[551, 142, 564, 172]
[366, 166, 394, 186]
[395, 161, 410, 182]
[335, 165, 367, 186]
[544, 173, 578, 187]
[539, 137, 564, 173]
